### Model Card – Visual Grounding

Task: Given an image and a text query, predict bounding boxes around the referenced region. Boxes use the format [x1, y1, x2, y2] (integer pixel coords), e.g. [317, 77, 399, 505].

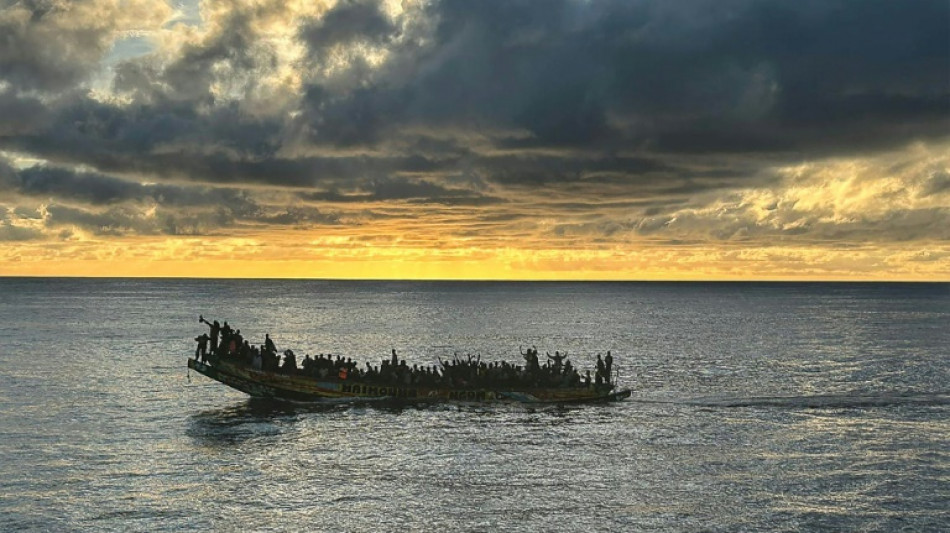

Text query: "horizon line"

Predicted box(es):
[1, 275, 947, 283]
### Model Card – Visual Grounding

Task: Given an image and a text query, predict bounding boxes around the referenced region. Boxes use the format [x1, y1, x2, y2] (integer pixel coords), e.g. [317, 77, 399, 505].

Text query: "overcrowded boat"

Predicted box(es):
[187, 316, 632, 404]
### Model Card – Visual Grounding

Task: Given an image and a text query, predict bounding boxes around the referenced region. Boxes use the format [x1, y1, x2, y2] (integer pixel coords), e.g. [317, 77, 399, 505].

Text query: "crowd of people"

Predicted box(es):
[194, 316, 615, 389]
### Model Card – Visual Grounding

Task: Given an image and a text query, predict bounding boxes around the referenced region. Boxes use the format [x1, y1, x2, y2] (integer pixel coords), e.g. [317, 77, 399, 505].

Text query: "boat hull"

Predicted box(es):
[188, 358, 631, 404]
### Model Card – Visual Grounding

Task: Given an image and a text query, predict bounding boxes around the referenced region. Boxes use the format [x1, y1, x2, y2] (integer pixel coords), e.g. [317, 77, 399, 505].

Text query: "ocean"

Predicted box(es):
[0, 279, 947, 532]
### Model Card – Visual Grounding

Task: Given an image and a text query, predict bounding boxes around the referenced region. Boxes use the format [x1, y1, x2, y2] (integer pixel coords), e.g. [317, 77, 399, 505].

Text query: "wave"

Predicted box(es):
[642, 392, 950, 409]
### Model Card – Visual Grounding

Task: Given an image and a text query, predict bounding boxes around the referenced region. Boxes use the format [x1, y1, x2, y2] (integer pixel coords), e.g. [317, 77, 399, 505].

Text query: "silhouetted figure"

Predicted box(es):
[194, 333, 210, 362]
[265, 334, 277, 355]
[521, 346, 540, 374]
[220, 321, 233, 355]
[233, 330, 243, 356]
[604, 351, 613, 384]
[199, 315, 220, 354]
[596, 354, 605, 387]
[548, 351, 566, 373]
[263, 349, 278, 371]
[282, 349, 297, 373]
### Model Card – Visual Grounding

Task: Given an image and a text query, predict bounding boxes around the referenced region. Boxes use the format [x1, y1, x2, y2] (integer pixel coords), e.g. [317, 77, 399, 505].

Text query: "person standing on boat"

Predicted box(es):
[595, 354, 605, 386]
[282, 349, 297, 374]
[219, 321, 233, 356]
[265, 334, 277, 355]
[194, 333, 210, 362]
[521, 346, 540, 374]
[604, 351, 613, 385]
[548, 351, 566, 374]
[199, 315, 220, 354]
[228, 329, 242, 357]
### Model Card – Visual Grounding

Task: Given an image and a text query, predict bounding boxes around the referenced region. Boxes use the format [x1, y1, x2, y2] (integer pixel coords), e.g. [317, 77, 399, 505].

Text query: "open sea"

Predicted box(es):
[0, 279, 947, 532]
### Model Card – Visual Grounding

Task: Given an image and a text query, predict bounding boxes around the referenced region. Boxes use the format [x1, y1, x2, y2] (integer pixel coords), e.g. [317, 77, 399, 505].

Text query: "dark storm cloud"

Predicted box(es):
[299, 0, 396, 52]
[396, 0, 949, 153]
[8, 95, 284, 180]
[1, 161, 256, 209]
[0, 0, 106, 92]
[0, 157, 340, 235]
[300, 84, 408, 147]
[0, 0, 947, 218]
[7, 90, 483, 192]
[15, 165, 145, 204]
[0, 88, 47, 135]
[483, 155, 673, 187]
[405, 0, 618, 144]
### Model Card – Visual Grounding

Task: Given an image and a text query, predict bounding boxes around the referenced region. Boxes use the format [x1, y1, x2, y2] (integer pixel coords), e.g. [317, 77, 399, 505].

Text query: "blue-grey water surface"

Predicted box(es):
[0, 279, 947, 532]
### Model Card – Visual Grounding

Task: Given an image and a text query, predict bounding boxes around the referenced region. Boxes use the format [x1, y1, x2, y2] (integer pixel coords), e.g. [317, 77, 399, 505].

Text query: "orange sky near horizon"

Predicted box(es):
[2, 231, 948, 281]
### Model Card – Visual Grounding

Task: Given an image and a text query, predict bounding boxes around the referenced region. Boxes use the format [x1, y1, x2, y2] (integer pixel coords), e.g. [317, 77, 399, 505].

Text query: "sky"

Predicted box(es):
[0, 0, 948, 280]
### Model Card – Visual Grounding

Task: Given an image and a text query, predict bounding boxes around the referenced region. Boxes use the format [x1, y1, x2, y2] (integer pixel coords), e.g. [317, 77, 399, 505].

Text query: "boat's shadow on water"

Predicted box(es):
[185, 399, 320, 446]
[184, 399, 435, 446]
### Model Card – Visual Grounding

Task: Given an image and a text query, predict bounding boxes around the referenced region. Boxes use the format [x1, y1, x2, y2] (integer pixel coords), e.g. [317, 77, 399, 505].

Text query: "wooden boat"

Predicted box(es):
[187, 357, 631, 404]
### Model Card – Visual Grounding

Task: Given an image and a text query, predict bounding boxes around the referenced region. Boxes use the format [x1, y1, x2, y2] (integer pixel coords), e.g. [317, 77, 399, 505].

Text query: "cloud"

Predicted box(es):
[0, 0, 948, 278]
[0, 207, 45, 241]
[299, 0, 397, 52]
[630, 147, 950, 243]
[298, 175, 501, 206]
[5, 1, 947, 181]
[291, 0, 947, 154]
[0, 0, 172, 93]
[0, 88, 48, 135]
[921, 170, 950, 197]
[0, 154, 342, 237]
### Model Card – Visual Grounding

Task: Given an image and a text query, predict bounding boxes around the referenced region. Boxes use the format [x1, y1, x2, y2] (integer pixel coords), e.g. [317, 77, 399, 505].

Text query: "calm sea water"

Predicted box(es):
[0, 279, 947, 532]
